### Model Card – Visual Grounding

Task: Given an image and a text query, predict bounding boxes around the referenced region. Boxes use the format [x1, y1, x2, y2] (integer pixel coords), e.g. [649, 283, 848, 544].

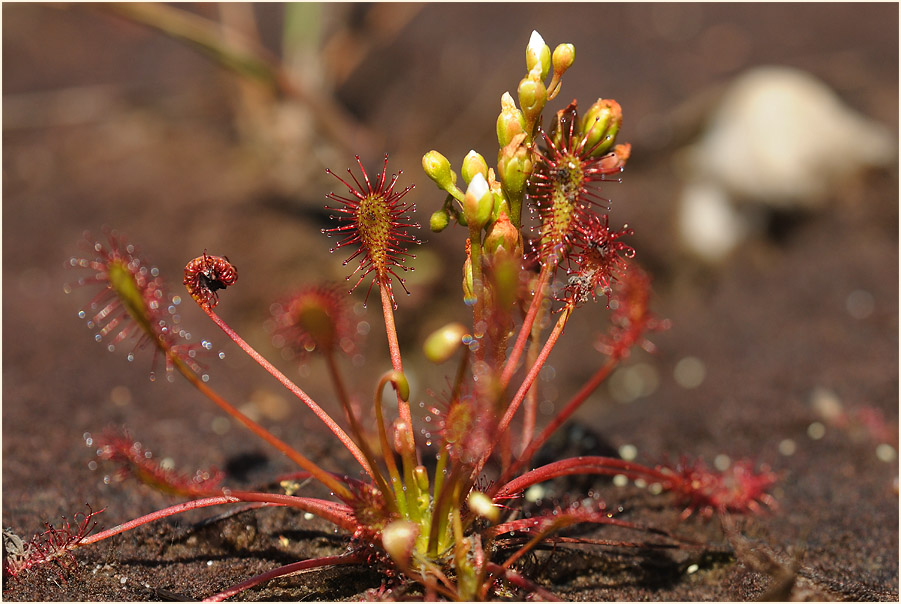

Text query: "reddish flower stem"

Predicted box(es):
[171, 353, 354, 501]
[200, 306, 371, 483]
[519, 317, 543, 457]
[378, 279, 416, 451]
[503, 356, 619, 483]
[79, 492, 356, 551]
[499, 264, 552, 389]
[475, 304, 572, 479]
[492, 456, 673, 501]
[203, 551, 366, 602]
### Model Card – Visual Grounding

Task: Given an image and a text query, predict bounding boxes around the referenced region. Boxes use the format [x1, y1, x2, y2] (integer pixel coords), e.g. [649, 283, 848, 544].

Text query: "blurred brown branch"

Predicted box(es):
[95, 2, 379, 156]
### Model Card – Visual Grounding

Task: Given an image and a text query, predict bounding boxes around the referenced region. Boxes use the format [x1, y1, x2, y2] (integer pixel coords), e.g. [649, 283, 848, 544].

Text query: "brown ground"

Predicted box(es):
[3, 3, 898, 601]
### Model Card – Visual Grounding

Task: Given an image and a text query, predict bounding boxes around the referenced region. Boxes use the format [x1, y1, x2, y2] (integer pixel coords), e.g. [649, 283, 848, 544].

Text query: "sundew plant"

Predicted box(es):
[5, 31, 775, 601]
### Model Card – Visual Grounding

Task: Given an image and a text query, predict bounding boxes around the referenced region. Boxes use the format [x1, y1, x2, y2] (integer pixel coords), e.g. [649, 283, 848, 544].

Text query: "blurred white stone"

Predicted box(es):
[677, 66, 896, 262]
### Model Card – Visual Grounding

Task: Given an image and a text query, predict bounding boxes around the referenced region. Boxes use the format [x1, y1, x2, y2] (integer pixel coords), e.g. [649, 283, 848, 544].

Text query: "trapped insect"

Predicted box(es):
[183, 251, 238, 309]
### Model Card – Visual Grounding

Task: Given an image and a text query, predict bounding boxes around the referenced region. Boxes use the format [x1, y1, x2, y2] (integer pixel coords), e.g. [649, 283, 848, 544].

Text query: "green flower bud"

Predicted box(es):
[413, 465, 430, 493]
[423, 322, 468, 364]
[525, 30, 551, 81]
[467, 490, 500, 523]
[422, 150, 462, 197]
[381, 519, 418, 568]
[498, 136, 533, 200]
[430, 208, 450, 232]
[461, 150, 489, 186]
[463, 241, 475, 305]
[388, 369, 410, 402]
[496, 92, 526, 148]
[518, 73, 547, 135]
[392, 418, 415, 456]
[547, 43, 575, 100]
[463, 172, 493, 231]
[483, 210, 521, 258]
[552, 43, 575, 76]
[581, 99, 622, 157]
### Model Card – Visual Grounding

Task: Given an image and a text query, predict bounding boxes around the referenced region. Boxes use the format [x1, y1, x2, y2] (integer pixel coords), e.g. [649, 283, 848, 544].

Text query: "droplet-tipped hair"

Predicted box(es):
[322, 154, 420, 306]
[528, 101, 630, 267]
[67, 230, 205, 377]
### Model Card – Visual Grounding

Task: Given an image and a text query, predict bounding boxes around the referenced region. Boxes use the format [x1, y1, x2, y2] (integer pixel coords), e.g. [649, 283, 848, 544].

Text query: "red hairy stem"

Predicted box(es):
[499, 264, 553, 389]
[480, 507, 649, 600]
[492, 456, 673, 500]
[503, 356, 619, 483]
[198, 306, 371, 484]
[171, 354, 354, 500]
[203, 551, 366, 602]
[80, 492, 356, 550]
[222, 490, 357, 531]
[379, 279, 413, 429]
[474, 304, 572, 479]
[519, 320, 542, 458]
[79, 496, 243, 546]
[378, 278, 419, 505]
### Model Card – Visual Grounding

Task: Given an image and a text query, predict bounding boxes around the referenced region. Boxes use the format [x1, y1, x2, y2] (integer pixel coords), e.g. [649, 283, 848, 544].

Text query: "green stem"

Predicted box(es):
[374, 372, 408, 517]
[427, 463, 461, 557]
[467, 229, 488, 370]
[378, 278, 423, 518]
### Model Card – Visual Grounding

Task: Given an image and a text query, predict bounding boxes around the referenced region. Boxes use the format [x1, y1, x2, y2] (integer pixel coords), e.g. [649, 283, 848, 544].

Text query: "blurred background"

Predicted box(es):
[3, 3, 898, 600]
